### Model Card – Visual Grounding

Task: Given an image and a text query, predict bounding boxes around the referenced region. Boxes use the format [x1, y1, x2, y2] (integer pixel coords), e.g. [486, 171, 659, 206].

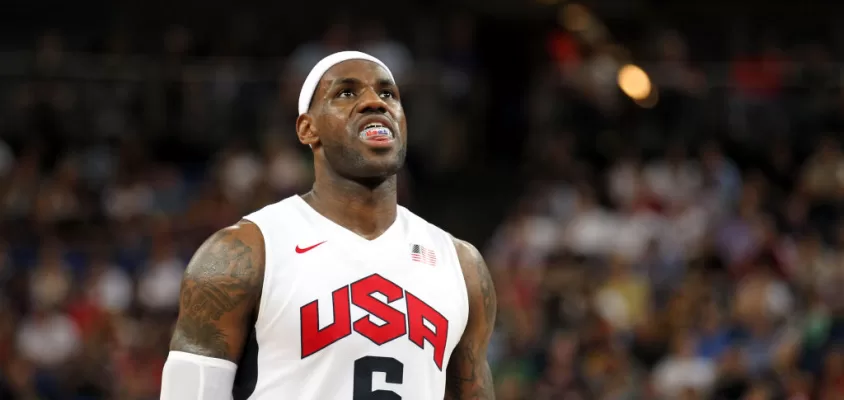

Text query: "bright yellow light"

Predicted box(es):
[617, 64, 651, 100]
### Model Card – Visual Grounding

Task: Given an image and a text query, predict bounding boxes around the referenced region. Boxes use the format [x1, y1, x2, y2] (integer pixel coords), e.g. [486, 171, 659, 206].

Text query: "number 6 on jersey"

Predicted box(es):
[353, 356, 404, 399]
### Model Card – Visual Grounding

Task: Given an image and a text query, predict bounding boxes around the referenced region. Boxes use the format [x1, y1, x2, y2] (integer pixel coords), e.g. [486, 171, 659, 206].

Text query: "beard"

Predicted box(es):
[321, 138, 407, 184]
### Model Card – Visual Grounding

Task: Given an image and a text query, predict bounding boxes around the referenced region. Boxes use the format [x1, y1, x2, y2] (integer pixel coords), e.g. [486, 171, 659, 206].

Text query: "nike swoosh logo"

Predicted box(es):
[295, 241, 327, 254]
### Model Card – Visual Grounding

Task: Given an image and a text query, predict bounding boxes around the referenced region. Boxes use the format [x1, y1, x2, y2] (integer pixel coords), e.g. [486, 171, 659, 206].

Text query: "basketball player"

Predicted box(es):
[160, 51, 497, 399]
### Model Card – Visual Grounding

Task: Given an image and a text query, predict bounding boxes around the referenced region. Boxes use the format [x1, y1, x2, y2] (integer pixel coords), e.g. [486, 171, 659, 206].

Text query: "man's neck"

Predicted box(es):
[304, 172, 398, 240]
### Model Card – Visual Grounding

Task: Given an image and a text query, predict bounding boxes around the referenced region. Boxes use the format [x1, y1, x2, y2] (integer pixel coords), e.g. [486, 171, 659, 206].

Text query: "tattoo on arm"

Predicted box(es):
[446, 340, 495, 400]
[475, 251, 496, 331]
[446, 240, 497, 400]
[169, 226, 263, 361]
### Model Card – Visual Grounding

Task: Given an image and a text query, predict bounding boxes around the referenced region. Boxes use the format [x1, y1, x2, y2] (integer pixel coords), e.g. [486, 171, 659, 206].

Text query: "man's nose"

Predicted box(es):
[356, 89, 388, 114]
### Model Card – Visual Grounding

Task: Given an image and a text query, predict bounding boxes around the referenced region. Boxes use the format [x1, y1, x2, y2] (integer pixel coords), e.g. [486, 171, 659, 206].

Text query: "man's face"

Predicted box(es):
[299, 60, 407, 181]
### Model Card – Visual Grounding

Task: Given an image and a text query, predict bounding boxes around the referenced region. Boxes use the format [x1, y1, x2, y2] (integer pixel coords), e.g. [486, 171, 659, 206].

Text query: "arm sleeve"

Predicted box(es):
[161, 351, 238, 400]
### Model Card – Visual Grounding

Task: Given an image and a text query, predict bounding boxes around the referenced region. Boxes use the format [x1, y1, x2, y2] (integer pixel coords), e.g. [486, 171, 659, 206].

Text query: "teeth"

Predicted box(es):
[359, 125, 394, 140]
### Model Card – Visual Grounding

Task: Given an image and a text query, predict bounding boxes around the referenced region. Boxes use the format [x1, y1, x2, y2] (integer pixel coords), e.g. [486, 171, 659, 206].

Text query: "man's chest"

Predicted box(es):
[259, 246, 468, 371]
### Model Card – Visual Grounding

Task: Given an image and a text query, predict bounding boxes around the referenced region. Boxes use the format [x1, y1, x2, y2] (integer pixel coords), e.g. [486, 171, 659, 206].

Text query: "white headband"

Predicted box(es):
[297, 51, 395, 116]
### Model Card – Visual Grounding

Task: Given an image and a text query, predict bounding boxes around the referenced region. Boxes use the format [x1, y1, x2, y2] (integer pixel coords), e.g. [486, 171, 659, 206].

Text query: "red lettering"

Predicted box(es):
[351, 275, 407, 345]
[299, 274, 451, 370]
[300, 286, 352, 358]
[405, 291, 449, 370]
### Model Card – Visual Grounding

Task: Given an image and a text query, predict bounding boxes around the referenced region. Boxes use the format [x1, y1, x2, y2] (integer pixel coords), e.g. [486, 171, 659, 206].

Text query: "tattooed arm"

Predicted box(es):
[161, 221, 265, 399]
[169, 220, 265, 361]
[446, 238, 497, 400]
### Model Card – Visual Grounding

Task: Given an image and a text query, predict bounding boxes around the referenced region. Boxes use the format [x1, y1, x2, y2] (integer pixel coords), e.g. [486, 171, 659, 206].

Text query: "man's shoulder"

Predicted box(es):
[184, 221, 266, 286]
[449, 236, 483, 268]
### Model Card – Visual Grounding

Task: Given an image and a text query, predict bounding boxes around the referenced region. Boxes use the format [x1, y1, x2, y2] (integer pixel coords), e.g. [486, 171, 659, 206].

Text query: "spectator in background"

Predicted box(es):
[534, 330, 590, 399]
[262, 134, 310, 198]
[800, 136, 844, 240]
[34, 155, 83, 224]
[217, 140, 263, 210]
[700, 141, 743, 212]
[594, 255, 651, 333]
[643, 142, 702, 210]
[652, 333, 717, 398]
[137, 230, 183, 313]
[85, 248, 133, 315]
[16, 304, 80, 371]
[729, 37, 788, 137]
[696, 301, 732, 361]
[103, 171, 155, 222]
[28, 241, 72, 312]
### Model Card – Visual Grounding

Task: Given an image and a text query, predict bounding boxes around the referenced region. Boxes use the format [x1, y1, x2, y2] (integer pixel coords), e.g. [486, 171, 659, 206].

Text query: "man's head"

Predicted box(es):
[296, 51, 407, 184]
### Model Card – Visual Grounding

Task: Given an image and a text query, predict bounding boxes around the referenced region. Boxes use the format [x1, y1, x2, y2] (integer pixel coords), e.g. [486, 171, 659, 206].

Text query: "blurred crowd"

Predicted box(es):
[0, 6, 843, 400]
[488, 22, 844, 400]
[488, 135, 844, 399]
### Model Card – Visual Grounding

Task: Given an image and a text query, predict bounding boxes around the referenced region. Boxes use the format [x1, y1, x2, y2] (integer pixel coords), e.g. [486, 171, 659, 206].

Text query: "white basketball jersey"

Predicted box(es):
[233, 195, 470, 400]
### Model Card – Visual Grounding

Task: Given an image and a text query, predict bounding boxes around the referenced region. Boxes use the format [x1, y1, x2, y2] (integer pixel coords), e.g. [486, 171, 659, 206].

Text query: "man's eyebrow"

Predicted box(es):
[376, 78, 396, 87]
[329, 77, 362, 86]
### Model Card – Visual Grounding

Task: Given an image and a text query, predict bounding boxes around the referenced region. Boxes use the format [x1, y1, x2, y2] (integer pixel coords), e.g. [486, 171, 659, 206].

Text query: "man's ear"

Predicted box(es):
[296, 113, 320, 147]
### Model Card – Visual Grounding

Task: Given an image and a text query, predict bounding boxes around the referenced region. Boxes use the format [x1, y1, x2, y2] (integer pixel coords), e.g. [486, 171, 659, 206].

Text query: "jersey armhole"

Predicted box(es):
[444, 231, 471, 328]
[243, 217, 275, 331]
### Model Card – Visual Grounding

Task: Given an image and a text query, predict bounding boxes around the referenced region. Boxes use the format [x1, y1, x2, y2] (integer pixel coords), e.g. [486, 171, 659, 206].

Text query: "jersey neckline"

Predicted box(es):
[292, 195, 403, 248]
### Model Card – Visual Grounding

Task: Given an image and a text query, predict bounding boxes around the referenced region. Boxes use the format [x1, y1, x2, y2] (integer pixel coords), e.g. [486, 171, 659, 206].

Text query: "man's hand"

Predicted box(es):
[446, 238, 497, 400]
[169, 221, 265, 362]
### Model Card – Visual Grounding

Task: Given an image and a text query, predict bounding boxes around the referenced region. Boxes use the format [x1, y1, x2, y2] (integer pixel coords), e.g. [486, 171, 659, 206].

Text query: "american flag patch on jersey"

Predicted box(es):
[410, 244, 437, 266]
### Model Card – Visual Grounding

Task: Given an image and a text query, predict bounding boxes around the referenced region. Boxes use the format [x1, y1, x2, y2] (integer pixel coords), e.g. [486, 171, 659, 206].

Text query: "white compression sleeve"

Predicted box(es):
[161, 351, 238, 400]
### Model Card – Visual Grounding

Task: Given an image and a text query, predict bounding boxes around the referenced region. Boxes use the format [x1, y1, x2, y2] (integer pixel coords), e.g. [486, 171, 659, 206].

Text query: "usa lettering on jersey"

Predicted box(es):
[299, 273, 449, 370]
